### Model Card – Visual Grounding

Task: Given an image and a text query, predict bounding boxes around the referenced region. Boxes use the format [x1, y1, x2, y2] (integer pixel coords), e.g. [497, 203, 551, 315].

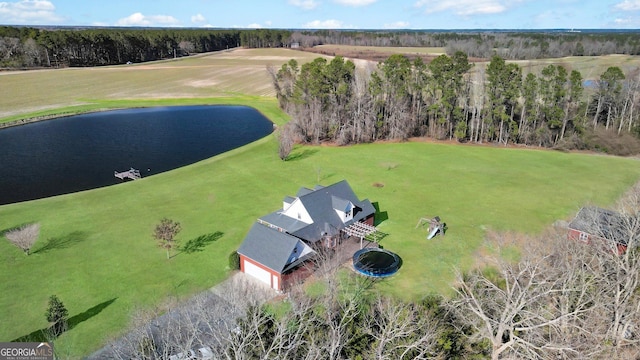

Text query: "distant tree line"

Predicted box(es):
[0, 26, 291, 68]
[290, 30, 640, 59]
[271, 53, 640, 154]
[3, 27, 640, 69]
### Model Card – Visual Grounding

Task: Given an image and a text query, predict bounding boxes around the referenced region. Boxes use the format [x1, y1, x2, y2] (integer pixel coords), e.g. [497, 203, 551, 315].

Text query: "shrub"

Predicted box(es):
[581, 127, 640, 156]
[228, 251, 240, 270]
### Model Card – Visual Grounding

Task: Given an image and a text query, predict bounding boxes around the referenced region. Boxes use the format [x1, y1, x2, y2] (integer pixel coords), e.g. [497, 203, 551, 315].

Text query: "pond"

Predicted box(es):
[0, 105, 274, 205]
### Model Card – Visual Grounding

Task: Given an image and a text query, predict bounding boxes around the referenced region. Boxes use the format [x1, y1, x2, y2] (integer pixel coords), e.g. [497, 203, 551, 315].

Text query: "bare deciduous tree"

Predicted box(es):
[153, 218, 181, 259]
[277, 122, 296, 160]
[450, 252, 598, 360]
[365, 297, 440, 359]
[5, 223, 40, 255]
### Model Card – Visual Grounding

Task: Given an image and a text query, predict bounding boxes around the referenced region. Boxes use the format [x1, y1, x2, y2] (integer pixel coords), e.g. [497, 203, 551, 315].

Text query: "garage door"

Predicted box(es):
[243, 260, 272, 287]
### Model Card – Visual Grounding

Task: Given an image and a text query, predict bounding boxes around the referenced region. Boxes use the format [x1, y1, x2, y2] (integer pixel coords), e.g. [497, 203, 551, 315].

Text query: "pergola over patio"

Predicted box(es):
[342, 221, 382, 248]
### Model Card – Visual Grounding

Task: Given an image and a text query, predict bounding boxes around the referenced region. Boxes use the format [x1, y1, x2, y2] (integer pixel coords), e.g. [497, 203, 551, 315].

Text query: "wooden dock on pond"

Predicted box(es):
[115, 168, 141, 181]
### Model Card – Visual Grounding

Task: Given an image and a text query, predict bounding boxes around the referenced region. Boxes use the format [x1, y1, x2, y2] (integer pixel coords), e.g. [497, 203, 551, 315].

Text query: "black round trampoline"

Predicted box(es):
[352, 248, 402, 278]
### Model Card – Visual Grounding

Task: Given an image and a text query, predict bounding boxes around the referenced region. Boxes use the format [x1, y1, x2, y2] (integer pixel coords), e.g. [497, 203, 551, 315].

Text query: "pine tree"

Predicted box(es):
[45, 295, 68, 337]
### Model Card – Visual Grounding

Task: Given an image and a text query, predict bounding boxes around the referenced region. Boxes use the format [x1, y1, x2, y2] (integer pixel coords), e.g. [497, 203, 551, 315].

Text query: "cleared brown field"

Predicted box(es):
[0, 48, 324, 119]
[313, 44, 446, 55]
[301, 44, 448, 63]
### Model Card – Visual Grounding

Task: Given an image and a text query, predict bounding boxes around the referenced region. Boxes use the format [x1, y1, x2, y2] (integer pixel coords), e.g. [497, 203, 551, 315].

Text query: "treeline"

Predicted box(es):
[291, 30, 640, 59]
[0, 26, 291, 68]
[4, 26, 640, 69]
[271, 53, 640, 154]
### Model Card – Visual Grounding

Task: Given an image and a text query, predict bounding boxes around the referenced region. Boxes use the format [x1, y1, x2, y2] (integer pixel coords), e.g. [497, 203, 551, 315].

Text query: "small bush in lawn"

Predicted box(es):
[228, 251, 240, 270]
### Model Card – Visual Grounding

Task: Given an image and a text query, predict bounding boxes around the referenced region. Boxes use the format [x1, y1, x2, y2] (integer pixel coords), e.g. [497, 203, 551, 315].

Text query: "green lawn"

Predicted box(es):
[2, 48, 640, 358]
[1, 124, 639, 357]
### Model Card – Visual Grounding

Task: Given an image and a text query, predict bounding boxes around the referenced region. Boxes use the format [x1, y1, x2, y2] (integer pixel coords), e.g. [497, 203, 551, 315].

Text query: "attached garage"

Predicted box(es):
[237, 223, 315, 292]
[241, 256, 276, 288]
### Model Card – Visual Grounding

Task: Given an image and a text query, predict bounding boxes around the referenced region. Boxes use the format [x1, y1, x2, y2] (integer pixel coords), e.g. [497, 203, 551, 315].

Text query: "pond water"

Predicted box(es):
[0, 105, 274, 205]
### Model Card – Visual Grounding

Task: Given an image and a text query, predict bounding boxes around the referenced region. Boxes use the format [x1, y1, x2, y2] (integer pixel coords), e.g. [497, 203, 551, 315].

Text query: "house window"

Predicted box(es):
[579, 232, 589, 243]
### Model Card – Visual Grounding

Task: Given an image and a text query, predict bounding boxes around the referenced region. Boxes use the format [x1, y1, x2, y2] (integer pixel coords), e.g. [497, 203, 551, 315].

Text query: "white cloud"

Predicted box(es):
[116, 12, 181, 27]
[614, 0, 640, 11]
[613, 16, 640, 27]
[303, 19, 348, 28]
[247, 23, 262, 28]
[384, 21, 410, 29]
[289, 0, 319, 10]
[0, 0, 64, 24]
[333, 0, 377, 6]
[414, 0, 514, 16]
[191, 13, 206, 23]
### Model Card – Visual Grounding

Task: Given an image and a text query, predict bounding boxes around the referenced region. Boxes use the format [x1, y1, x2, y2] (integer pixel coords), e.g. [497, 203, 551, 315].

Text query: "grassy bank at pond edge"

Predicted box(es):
[1, 97, 639, 358]
[0, 96, 289, 127]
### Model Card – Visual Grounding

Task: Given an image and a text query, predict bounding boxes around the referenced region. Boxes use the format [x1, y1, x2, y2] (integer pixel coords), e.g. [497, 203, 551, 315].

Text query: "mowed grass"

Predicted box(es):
[0, 48, 323, 120]
[2, 132, 639, 357]
[1, 48, 640, 358]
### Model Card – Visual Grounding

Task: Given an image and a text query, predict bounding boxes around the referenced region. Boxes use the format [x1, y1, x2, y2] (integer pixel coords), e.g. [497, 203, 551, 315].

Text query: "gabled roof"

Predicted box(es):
[289, 180, 376, 242]
[296, 187, 316, 197]
[239, 180, 376, 278]
[259, 211, 309, 233]
[569, 206, 631, 246]
[238, 223, 315, 273]
[332, 196, 352, 213]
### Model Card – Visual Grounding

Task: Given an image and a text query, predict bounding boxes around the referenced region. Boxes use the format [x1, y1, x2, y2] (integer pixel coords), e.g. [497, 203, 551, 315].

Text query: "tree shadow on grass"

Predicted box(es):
[373, 202, 389, 226]
[286, 148, 318, 162]
[179, 231, 224, 255]
[12, 297, 117, 342]
[31, 231, 87, 255]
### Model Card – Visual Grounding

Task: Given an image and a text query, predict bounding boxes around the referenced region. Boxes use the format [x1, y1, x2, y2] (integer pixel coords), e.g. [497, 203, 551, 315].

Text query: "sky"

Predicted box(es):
[1, 0, 640, 29]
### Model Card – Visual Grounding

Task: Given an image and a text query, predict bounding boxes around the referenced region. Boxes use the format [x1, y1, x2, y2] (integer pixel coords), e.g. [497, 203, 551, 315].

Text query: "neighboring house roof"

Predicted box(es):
[259, 180, 376, 243]
[568, 206, 631, 246]
[237, 223, 315, 273]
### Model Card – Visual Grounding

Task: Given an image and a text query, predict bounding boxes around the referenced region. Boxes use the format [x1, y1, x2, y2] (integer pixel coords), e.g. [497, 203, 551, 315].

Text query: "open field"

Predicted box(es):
[1, 48, 640, 358]
[313, 45, 446, 55]
[508, 54, 640, 80]
[0, 48, 326, 121]
[1, 135, 638, 357]
[309, 44, 446, 58]
[3, 47, 638, 123]
[302, 45, 640, 81]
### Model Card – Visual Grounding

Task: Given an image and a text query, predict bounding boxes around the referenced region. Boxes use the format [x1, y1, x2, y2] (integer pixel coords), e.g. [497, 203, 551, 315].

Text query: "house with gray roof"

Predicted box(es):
[568, 206, 633, 255]
[237, 180, 376, 291]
